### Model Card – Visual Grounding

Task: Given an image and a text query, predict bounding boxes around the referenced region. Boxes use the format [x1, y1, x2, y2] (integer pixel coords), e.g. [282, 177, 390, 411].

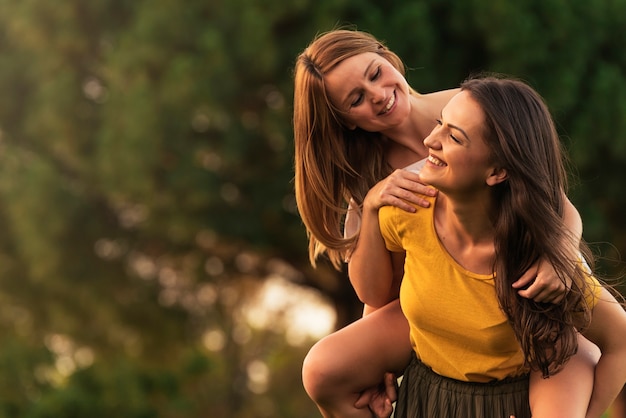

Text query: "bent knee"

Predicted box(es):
[302, 339, 340, 402]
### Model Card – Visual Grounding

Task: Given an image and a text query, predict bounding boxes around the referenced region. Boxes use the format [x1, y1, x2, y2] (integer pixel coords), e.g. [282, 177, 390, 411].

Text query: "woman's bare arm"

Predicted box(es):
[582, 288, 626, 418]
[348, 169, 431, 307]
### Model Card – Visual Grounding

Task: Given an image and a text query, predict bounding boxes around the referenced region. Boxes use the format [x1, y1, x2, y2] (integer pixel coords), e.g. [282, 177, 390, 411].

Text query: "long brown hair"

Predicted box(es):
[462, 76, 594, 377]
[293, 29, 406, 268]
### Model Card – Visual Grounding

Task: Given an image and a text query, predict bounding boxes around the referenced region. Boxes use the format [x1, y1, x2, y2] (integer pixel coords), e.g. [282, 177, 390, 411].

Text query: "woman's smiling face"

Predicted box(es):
[420, 90, 500, 195]
[324, 52, 411, 133]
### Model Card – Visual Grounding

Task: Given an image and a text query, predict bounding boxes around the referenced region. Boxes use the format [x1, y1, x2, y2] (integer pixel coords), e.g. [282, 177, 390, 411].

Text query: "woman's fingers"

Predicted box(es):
[513, 259, 569, 304]
[367, 170, 437, 212]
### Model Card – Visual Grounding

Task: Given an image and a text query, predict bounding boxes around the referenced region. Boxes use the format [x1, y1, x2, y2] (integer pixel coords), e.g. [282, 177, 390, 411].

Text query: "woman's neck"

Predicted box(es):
[384, 90, 459, 170]
[384, 93, 436, 169]
[434, 194, 496, 274]
[385, 142, 425, 169]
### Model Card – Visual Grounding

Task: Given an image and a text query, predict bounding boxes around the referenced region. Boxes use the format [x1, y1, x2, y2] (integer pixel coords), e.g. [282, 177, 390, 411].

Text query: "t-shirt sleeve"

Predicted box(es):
[379, 206, 404, 252]
[583, 273, 603, 308]
[577, 255, 603, 308]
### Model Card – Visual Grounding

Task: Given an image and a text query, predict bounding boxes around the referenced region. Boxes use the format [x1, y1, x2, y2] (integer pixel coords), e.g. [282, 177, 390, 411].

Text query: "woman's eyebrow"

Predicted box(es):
[448, 123, 471, 142]
[341, 59, 376, 107]
[440, 112, 471, 142]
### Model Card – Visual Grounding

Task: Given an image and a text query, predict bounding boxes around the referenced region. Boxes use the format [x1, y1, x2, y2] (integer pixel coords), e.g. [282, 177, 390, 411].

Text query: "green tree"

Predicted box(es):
[0, 0, 624, 416]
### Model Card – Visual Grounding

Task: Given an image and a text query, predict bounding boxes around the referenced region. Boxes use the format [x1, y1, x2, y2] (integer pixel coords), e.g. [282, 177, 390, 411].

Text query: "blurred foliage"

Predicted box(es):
[0, 0, 624, 416]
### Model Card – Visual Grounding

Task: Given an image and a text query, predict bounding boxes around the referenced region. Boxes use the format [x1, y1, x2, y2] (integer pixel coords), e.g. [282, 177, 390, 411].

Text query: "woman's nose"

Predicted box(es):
[423, 129, 440, 149]
[367, 86, 385, 103]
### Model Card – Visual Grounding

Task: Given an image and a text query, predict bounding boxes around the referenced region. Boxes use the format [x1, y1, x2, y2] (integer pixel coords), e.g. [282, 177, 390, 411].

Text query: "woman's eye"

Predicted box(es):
[351, 94, 364, 107]
[436, 119, 461, 143]
[370, 66, 381, 81]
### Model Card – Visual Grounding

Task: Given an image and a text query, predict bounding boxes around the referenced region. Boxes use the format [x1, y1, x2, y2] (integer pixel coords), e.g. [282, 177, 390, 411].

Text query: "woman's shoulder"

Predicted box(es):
[417, 87, 460, 113]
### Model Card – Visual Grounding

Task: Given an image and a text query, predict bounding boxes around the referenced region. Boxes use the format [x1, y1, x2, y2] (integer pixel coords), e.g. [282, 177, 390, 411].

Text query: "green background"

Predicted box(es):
[0, 0, 624, 416]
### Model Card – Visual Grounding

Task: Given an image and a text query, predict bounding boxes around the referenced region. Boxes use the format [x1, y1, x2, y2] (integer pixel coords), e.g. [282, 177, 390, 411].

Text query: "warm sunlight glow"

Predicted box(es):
[202, 329, 226, 352]
[243, 275, 336, 346]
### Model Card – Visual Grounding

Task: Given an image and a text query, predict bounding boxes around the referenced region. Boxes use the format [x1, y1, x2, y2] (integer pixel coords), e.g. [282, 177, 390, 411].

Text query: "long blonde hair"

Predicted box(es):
[293, 29, 405, 268]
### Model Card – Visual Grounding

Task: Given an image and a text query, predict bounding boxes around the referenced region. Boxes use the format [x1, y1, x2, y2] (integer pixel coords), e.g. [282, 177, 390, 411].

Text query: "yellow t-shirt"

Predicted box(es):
[379, 195, 599, 382]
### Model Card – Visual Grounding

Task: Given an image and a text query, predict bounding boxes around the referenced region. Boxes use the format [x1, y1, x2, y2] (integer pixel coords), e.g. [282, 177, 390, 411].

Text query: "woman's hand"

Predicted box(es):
[363, 169, 437, 214]
[354, 372, 398, 418]
[515, 195, 584, 304]
[512, 258, 571, 303]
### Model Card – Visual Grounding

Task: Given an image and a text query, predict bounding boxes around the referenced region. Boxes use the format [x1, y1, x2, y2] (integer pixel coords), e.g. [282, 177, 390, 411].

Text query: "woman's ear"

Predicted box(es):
[486, 167, 507, 186]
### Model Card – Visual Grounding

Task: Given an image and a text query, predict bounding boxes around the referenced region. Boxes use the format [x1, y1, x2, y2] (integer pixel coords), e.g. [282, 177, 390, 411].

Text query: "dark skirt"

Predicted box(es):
[394, 354, 531, 418]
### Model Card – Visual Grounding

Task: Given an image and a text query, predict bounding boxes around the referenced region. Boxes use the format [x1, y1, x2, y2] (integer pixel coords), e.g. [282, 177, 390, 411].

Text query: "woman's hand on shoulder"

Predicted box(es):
[512, 258, 571, 304]
[363, 169, 437, 213]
